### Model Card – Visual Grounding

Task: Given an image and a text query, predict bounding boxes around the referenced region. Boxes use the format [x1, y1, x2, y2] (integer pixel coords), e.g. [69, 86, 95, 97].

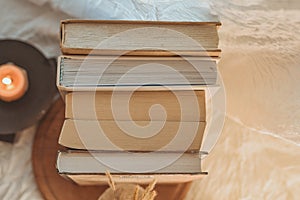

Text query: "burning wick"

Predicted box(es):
[2, 76, 12, 85]
[1, 76, 14, 90]
[0, 64, 29, 102]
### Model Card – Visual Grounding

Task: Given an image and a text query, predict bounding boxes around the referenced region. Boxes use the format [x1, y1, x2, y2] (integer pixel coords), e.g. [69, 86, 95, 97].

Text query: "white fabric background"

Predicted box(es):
[0, 0, 299, 199]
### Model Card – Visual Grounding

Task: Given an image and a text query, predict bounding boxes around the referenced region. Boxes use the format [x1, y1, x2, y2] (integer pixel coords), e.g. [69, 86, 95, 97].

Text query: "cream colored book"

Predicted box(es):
[63, 173, 205, 186]
[65, 90, 206, 122]
[58, 119, 206, 152]
[57, 151, 207, 185]
[60, 20, 221, 57]
[58, 56, 218, 88]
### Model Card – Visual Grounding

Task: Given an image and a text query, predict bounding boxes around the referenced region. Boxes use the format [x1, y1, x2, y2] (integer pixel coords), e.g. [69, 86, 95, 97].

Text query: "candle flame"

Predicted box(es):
[2, 76, 12, 85]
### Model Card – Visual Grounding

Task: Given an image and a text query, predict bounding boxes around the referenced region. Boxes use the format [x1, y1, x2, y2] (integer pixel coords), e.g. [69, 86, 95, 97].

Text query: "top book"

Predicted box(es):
[60, 19, 221, 57]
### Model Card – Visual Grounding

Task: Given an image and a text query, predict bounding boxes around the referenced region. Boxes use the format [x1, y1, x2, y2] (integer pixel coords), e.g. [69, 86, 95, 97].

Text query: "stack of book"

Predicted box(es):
[56, 18, 221, 185]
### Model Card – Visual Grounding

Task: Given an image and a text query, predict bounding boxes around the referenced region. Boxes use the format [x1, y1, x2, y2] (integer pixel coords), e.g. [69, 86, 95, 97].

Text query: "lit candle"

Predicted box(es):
[0, 63, 28, 102]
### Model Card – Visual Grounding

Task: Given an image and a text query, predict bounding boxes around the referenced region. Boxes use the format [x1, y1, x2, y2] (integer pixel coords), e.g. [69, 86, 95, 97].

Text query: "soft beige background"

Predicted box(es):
[0, 0, 299, 200]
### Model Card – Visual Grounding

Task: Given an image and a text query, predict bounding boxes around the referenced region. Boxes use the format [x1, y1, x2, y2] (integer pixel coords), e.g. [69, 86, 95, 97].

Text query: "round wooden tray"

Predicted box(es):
[32, 98, 190, 200]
